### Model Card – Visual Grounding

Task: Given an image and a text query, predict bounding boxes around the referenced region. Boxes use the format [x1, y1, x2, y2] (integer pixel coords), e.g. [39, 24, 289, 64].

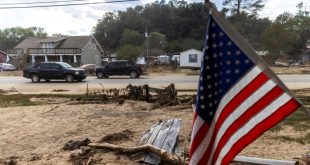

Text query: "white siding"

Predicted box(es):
[179, 49, 203, 68]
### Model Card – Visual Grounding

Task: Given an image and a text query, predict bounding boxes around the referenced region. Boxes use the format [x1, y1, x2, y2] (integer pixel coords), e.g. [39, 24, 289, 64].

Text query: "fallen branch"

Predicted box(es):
[88, 143, 185, 165]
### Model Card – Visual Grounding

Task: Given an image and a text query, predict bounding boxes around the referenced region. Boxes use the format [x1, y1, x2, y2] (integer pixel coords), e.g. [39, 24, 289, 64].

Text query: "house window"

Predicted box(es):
[189, 54, 198, 63]
[42, 42, 53, 53]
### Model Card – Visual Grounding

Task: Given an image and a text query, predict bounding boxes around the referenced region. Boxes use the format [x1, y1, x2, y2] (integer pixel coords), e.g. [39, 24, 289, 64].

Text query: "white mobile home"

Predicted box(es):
[179, 49, 203, 68]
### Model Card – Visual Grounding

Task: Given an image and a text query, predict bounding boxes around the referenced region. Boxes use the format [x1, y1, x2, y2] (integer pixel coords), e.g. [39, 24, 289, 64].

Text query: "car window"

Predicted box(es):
[50, 63, 60, 69]
[59, 62, 73, 68]
[40, 63, 50, 68]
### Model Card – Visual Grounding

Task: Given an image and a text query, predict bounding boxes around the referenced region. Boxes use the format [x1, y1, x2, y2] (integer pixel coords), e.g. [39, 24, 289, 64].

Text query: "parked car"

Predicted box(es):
[79, 64, 96, 75]
[23, 62, 86, 83]
[95, 60, 146, 78]
[0, 63, 16, 71]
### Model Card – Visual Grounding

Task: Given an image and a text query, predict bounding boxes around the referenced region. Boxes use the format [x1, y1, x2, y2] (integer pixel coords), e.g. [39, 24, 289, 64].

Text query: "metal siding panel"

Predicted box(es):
[140, 119, 182, 165]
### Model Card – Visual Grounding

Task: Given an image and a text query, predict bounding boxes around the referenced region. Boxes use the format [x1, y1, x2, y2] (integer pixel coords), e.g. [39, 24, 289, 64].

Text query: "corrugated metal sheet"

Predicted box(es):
[138, 119, 182, 165]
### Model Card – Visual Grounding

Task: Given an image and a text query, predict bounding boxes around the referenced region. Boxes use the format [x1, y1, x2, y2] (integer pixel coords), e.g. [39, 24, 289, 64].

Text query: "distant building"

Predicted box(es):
[179, 49, 203, 68]
[0, 50, 8, 63]
[8, 36, 104, 67]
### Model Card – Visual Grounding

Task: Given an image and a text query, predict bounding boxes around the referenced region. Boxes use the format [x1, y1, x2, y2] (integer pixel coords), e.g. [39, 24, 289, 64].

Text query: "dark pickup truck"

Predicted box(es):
[95, 60, 146, 78]
[23, 62, 87, 83]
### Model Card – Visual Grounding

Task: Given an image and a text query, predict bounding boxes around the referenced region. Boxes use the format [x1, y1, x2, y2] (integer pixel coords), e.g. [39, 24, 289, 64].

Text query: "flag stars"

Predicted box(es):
[205, 55, 210, 60]
[207, 75, 211, 80]
[227, 51, 232, 56]
[200, 86, 204, 91]
[235, 60, 240, 65]
[212, 44, 217, 48]
[213, 54, 218, 58]
[209, 103, 213, 107]
[219, 32, 224, 37]
[226, 79, 230, 83]
[209, 111, 213, 116]
[212, 33, 216, 38]
[206, 66, 210, 70]
[226, 61, 231, 65]
[219, 42, 223, 47]
[201, 104, 205, 109]
[227, 41, 232, 46]
[208, 94, 212, 98]
[214, 64, 218, 68]
[245, 59, 250, 64]
[212, 22, 216, 27]
[207, 85, 212, 89]
[200, 95, 204, 100]
[235, 69, 240, 74]
[219, 52, 223, 57]
[236, 50, 241, 55]
[226, 70, 231, 74]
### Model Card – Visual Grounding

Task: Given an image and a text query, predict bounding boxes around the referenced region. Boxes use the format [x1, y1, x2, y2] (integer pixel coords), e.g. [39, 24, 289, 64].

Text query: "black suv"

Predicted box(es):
[23, 62, 86, 83]
[95, 60, 146, 78]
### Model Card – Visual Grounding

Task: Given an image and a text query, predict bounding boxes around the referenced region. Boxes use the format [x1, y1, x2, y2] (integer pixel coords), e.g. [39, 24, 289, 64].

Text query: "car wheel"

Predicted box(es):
[31, 74, 40, 83]
[97, 71, 104, 79]
[65, 74, 74, 83]
[130, 71, 138, 78]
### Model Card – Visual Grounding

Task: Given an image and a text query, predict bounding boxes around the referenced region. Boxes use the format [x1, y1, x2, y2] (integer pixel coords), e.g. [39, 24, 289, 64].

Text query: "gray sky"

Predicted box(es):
[0, 0, 307, 36]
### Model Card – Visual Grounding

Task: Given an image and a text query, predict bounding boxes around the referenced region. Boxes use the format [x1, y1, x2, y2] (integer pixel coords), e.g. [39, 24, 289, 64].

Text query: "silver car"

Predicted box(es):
[0, 63, 16, 71]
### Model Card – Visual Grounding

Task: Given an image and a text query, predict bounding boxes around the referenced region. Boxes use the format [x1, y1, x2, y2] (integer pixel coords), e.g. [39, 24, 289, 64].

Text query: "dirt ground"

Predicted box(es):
[0, 98, 309, 165]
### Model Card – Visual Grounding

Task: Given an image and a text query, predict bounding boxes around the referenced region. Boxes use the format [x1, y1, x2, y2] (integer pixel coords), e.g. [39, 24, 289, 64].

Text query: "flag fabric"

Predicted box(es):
[189, 9, 301, 165]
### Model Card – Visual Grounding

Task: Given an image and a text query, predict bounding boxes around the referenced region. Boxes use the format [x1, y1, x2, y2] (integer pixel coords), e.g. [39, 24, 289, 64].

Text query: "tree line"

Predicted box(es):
[0, 0, 309, 63]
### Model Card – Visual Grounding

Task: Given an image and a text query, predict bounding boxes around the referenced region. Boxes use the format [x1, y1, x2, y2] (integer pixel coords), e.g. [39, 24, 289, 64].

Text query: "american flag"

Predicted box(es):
[189, 9, 301, 165]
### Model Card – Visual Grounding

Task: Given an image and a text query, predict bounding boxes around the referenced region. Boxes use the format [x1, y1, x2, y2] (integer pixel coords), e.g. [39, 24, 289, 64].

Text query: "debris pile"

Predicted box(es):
[74, 83, 194, 108]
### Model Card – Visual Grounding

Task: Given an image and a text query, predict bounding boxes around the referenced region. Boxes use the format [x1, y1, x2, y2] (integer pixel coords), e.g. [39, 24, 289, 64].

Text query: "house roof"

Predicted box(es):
[0, 50, 7, 55]
[14, 37, 41, 49]
[37, 37, 67, 43]
[14, 36, 94, 49]
[57, 36, 92, 48]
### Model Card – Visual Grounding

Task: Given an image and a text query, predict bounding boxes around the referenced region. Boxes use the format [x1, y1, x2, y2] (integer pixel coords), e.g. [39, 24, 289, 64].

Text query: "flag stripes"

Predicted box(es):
[217, 96, 299, 165]
[220, 99, 300, 164]
[210, 86, 284, 164]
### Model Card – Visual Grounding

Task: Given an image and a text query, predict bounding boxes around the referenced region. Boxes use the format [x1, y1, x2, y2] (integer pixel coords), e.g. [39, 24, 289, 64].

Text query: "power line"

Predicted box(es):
[0, 0, 140, 9]
[0, 0, 91, 6]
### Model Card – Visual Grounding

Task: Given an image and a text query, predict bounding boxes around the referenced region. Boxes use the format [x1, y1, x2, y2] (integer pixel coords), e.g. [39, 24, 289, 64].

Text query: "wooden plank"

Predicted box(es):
[233, 156, 295, 165]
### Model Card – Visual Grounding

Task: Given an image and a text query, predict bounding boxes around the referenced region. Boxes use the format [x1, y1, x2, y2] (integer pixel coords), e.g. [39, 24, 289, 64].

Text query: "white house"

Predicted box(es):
[179, 49, 203, 68]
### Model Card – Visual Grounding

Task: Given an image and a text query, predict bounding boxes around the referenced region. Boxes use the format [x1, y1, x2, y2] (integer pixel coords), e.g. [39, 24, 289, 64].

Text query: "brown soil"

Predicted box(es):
[0, 100, 308, 164]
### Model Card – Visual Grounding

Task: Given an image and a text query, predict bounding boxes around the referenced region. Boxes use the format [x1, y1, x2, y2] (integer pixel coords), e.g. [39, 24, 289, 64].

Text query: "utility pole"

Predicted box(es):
[145, 27, 149, 58]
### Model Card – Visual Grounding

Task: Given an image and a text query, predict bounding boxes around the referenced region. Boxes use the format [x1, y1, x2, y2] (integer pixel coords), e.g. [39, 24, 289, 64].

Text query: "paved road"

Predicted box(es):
[0, 75, 309, 94]
[0, 75, 199, 94]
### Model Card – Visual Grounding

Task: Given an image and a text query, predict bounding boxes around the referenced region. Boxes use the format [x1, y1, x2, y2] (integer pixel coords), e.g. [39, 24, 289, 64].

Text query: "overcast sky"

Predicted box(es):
[0, 0, 307, 36]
